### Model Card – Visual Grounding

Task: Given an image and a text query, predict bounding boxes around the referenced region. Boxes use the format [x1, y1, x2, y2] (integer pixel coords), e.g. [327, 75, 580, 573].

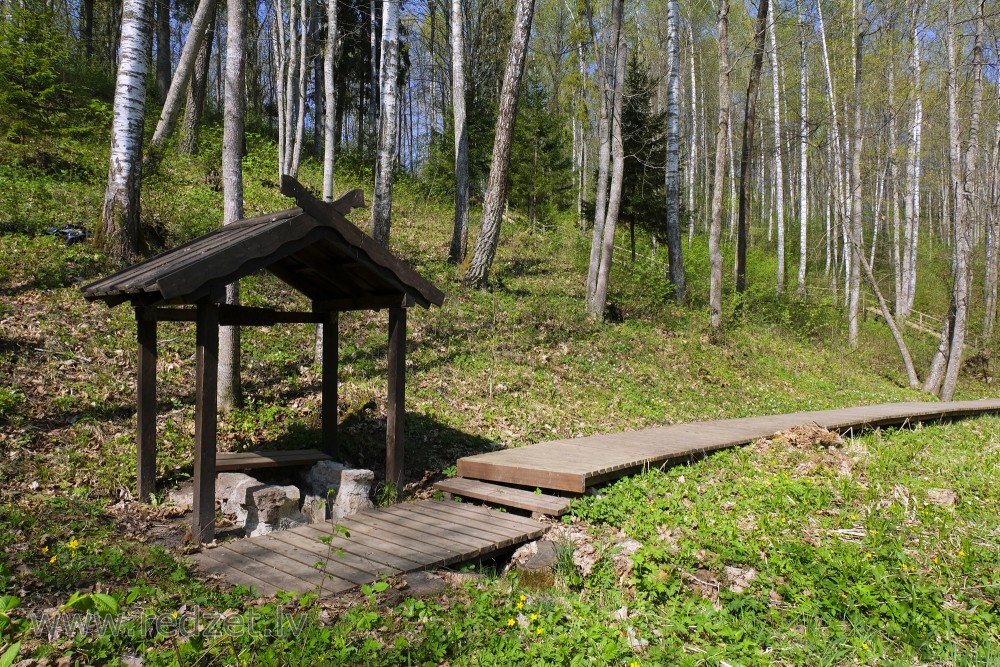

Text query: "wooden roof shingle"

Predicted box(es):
[81, 177, 445, 310]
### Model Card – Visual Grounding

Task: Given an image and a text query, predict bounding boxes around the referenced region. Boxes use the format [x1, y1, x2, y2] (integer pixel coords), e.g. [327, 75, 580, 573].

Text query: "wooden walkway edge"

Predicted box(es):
[456, 399, 1000, 493]
[190, 499, 545, 597]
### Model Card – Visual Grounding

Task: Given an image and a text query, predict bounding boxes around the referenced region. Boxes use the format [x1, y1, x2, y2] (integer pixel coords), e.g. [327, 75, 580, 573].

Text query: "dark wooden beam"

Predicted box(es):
[386, 307, 406, 494]
[192, 303, 219, 543]
[135, 308, 157, 502]
[321, 311, 339, 457]
[140, 305, 326, 326]
[315, 294, 415, 312]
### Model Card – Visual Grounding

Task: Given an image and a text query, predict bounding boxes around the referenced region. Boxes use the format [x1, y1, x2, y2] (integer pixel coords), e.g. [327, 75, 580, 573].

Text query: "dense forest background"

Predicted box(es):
[1, 0, 999, 397]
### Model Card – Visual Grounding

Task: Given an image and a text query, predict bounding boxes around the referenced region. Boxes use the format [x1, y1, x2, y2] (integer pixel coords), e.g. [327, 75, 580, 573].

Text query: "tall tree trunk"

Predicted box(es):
[590, 4, 626, 318]
[984, 97, 1000, 337]
[709, 0, 730, 328]
[289, 0, 309, 177]
[218, 0, 246, 414]
[888, 57, 902, 313]
[768, 13, 785, 295]
[322, 0, 338, 201]
[796, 0, 808, 296]
[687, 18, 698, 244]
[155, 0, 171, 100]
[847, 0, 864, 349]
[935, 0, 984, 400]
[81, 0, 94, 57]
[370, 0, 401, 247]
[99, 0, 152, 265]
[147, 0, 218, 156]
[664, 0, 684, 302]
[179, 8, 216, 155]
[735, 0, 769, 295]
[900, 2, 922, 317]
[449, 0, 470, 264]
[370, 0, 378, 132]
[464, 0, 536, 287]
[586, 0, 617, 306]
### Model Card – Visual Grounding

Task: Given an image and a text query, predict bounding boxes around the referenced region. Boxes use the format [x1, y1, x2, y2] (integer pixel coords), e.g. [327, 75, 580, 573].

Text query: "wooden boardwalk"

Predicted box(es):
[456, 399, 1000, 493]
[190, 499, 545, 596]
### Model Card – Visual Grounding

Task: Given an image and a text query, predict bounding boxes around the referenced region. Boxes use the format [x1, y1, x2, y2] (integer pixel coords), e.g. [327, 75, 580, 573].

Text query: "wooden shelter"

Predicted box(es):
[81, 177, 445, 542]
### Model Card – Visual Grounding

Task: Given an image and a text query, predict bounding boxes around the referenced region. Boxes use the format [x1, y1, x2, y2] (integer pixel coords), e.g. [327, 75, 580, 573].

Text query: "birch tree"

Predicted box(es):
[847, 0, 865, 349]
[768, 12, 785, 295]
[664, 0, 685, 303]
[708, 0, 729, 328]
[273, 0, 310, 180]
[98, 0, 152, 264]
[218, 0, 246, 413]
[322, 0, 338, 201]
[927, 0, 984, 400]
[370, 0, 400, 248]
[899, 1, 922, 317]
[449, 0, 470, 263]
[795, 0, 808, 296]
[464, 0, 536, 287]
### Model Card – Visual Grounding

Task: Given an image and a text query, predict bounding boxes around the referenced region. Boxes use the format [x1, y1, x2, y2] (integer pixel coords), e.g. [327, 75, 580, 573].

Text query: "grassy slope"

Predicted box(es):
[1, 127, 998, 664]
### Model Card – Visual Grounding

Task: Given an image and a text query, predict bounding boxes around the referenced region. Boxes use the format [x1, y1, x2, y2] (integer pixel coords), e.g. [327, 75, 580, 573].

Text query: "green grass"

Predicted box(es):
[1, 122, 999, 664]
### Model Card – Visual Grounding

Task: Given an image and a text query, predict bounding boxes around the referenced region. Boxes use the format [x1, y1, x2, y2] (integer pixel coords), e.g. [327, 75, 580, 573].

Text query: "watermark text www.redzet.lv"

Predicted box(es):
[30, 607, 307, 640]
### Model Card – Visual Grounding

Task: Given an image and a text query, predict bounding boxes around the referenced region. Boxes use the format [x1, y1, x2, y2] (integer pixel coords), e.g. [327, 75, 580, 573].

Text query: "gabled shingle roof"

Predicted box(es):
[81, 178, 445, 310]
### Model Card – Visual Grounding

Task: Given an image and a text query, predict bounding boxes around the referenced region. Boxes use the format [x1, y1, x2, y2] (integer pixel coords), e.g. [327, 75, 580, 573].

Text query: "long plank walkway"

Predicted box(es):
[191, 499, 545, 596]
[193, 399, 1000, 595]
[456, 399, 1000, 493]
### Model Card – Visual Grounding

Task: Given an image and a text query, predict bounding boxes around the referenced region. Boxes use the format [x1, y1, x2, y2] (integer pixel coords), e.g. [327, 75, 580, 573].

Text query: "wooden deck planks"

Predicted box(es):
[456, 399, 1000, 493]
[188, 499, 545, 597]
[433, 478, 571, 516]
[216, 449, 333, 472]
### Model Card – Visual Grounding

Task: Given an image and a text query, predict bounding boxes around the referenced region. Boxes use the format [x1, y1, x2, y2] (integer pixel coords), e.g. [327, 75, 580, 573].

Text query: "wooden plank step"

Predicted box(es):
[434, 477, 572, 516]
[217, 449, 332, 471]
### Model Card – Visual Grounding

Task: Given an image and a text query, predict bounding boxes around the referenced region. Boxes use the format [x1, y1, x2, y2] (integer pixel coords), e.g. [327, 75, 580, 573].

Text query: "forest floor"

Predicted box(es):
[1, 133, 999, 665]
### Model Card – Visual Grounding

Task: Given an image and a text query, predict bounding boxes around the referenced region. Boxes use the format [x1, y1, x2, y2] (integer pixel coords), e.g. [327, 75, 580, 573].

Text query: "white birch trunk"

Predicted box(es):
[322, 0, 338, 201]
[687, 19, 698, 244]
[218, 0, 245, 413]
[289, 0, 309, 177]
[664, 0, 685, 302]
[937, 0, 984, 400]
[768, 14, 785, 295]
[796, 0, 808, 296]
[370, 0, 401, 247]
[100, 0, 152, 264]
[449, 0, 470, 263]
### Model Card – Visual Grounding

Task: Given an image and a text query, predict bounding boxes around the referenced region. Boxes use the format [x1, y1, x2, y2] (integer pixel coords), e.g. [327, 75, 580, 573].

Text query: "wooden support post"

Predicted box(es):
[192, 303, 219, 543]
[386, 307, 406, 495]
[321, 311, 339, 457]
[135, 308, 157, 502]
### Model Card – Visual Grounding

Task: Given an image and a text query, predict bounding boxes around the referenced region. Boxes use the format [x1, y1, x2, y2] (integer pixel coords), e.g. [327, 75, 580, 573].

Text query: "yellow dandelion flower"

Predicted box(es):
[862, 643, 869, 650]
[520, 594, 527, 602]
[70, 551, 76, 559]
[507, 618, 515, 627]
[851, 515, 857, 521]
[958, 549, 966, 557]
[536, 627, 544, 635]
[631, 662, 641, 667]
[871, 529, 877, 535]
[933, 557, 939, 564]
[68, 539, 79, 549]
[41, 546, 48, 554]
[841, 593, 847, 598]
[864, 553, 872, 560]
[516, 602, 524, 610]
[530, 613, 538, 621]
[49, 555, 57, 564]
